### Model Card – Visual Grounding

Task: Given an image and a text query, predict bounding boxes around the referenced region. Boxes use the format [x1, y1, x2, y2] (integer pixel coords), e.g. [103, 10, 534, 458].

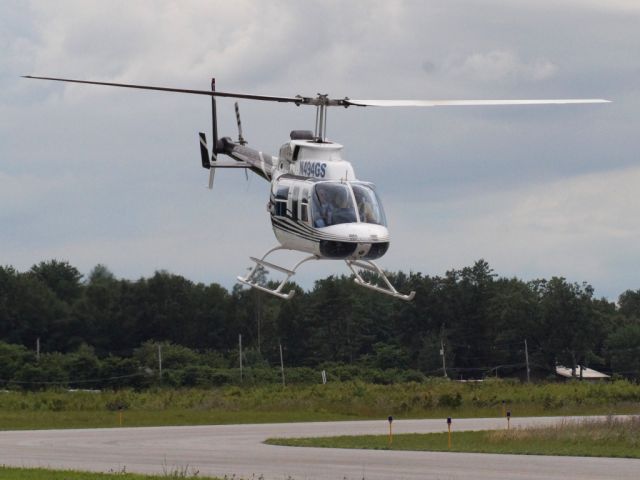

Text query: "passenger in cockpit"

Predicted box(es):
[358, 196, 375, 223]
[352, 183, 385, 225]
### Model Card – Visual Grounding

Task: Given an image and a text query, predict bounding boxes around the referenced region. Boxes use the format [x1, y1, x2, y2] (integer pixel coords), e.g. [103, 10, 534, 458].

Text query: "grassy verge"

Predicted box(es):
[266, 416, 640, 458]
[0, 409, 361, 430]
[0, 466, 216, 479]
[2, 405, 639, 431]
[1, 380, 639, 430]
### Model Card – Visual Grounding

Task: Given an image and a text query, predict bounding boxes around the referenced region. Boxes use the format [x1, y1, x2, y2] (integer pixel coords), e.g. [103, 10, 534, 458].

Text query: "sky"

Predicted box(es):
[1, 0, 639, 299]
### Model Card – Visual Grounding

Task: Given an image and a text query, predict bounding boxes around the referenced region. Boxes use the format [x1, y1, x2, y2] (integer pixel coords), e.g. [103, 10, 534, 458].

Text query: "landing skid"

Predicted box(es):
[237, 247, 318, 300]
[238, 246, 415, 301]
[346, 259, 416, 301]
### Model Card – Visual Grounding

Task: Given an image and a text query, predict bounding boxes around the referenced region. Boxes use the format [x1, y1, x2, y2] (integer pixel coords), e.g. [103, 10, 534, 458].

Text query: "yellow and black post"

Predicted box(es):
[387, 416, 393, 447]
[507, 410, 511, 430]
[447, 417, 452, 449]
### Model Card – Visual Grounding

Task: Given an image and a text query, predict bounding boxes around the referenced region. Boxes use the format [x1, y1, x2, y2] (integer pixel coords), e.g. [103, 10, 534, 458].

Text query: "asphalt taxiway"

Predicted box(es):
[0, 416, 637, 479]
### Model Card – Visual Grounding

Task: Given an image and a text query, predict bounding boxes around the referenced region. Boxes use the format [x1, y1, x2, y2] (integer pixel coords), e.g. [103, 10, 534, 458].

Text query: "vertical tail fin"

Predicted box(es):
[198, 78, 219, 189]
[198, 132, 215, 189]
[199, 132, 210, 168]
[211, 78, 219, 157]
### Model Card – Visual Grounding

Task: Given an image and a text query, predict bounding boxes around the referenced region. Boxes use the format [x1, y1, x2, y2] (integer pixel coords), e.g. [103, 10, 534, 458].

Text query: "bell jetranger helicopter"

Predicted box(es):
[24, 75, 609, 301]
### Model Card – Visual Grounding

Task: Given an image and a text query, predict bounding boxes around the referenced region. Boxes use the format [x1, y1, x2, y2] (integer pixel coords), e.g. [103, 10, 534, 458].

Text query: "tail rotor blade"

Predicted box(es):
[208, 167, 215, 190]
[235, 102, 247, 145]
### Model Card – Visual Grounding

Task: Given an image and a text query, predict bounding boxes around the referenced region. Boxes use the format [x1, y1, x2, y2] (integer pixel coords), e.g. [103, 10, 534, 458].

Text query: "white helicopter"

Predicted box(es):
[24, 75, 609, 301]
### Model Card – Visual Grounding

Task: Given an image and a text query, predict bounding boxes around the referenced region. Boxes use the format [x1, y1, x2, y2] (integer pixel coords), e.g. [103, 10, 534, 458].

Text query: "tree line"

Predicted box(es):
[0, 259, 639, 388]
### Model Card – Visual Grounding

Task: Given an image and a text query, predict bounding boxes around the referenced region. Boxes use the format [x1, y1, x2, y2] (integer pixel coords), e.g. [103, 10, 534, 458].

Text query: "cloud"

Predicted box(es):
[387, 164, 640, 298]
[0, 171, 75, 216]
[444, 50, 558, 83]
[2, 0, 638, 299]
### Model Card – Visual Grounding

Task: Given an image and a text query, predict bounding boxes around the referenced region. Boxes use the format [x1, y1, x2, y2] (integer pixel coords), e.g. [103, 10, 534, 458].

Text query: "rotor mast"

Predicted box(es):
[314, 94, 330, 142]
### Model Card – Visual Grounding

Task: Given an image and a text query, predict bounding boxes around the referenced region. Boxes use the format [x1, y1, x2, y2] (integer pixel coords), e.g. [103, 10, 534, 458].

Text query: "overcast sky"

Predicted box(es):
[1, 0, 639, 299]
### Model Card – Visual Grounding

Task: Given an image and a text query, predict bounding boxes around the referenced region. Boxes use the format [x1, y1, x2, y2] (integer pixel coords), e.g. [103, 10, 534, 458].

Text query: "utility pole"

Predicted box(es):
[524, 339, 530, 383]
[239, 334, 243, 383]
[158, 344, 162, 379]
[439, 324, 448, 378]
[440, 335, 448, 378]
[36, 337, 40, 362]
[279, 343, 285, 387]
[440, 339, 448, 378]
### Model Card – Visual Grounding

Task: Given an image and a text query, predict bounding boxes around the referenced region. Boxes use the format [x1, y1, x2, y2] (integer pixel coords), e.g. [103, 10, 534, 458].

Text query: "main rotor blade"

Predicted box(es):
[345, 98, 610, 107]
[22, 76, 611, 108]
[22, 75, 302, 104]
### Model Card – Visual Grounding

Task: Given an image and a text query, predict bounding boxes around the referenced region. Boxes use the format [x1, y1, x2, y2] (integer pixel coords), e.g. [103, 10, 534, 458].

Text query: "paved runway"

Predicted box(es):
[0, 417, 637, 479]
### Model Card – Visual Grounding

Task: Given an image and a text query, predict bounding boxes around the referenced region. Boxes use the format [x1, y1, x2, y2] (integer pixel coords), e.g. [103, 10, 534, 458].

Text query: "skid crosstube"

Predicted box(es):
[237, 247, 318, 300]
[237, 247, 415, 301]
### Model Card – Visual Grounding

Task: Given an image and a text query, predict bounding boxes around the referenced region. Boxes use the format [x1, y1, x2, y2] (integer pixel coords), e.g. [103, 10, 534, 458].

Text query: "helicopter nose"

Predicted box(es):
[322, 223, 390, 242]
[319, 223, 390, 259]
[351, 223, 389, 243]
[347, 224, 390, 259]
[352, 240, 390, 260]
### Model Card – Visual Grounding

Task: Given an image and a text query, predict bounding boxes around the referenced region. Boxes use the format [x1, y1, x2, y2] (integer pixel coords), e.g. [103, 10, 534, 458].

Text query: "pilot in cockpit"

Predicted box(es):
[332, 188, 357, 224]
[314, 187, 333, 227]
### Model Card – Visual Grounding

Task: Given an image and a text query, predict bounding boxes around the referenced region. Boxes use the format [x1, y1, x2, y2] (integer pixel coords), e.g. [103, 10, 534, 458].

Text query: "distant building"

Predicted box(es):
[492, 364, 610, 382]
[555, 365, 610, 381]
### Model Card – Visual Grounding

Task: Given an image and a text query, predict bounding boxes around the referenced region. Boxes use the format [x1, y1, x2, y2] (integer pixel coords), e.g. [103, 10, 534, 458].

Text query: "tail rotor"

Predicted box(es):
[197, 80, 252, 189]
[235, 102, 247, 146]
[235, 102, 248, 181]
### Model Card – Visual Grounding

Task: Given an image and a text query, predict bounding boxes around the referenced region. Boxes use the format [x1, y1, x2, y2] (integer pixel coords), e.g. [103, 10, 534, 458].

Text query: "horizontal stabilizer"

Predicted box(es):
[209, 161, 251, 169]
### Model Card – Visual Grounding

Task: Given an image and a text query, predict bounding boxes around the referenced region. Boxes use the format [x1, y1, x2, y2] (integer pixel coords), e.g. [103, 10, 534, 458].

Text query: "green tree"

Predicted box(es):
[65, 343, 102, 385]
[618, 289, 640, 319]
[30, 260, 83, 304]
[0, 341, 32, 384]
[533, 278, 602, 376]
[87, 264, 115, 285]
[0, 268, 69, 350]
[606, 323, 640, 379]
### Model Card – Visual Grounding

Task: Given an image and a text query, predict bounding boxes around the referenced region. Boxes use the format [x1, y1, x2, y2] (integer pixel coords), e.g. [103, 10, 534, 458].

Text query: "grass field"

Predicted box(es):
[0, 380, 639, 430]
[265, 416, 640, 458]
[0, 466, 216, 479]
[0, 409, 360, 430]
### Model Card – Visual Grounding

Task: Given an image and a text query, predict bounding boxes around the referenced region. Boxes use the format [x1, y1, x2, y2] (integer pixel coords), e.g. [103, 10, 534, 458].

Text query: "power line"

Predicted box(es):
[0, 372, 146, 386]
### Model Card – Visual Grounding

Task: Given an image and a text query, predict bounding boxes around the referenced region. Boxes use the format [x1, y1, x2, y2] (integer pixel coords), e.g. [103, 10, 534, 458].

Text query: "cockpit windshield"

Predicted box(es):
[311, 182, 387, 227]
[312, 183, 357, 227]
[351, 182, 387, 226]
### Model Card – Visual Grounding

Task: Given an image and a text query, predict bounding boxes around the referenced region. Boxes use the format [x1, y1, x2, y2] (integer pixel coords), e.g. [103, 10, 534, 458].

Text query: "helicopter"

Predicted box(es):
[23, 75, 609, 300]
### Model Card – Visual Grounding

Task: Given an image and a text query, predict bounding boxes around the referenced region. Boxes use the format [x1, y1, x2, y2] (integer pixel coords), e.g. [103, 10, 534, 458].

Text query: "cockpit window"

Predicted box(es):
[351, 183, 387, 226]
[312, 183, 357, 227]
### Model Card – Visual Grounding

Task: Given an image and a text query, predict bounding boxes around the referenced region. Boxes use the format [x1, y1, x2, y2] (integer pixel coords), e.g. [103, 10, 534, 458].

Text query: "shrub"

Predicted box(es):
[438, 392, 463, 408]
